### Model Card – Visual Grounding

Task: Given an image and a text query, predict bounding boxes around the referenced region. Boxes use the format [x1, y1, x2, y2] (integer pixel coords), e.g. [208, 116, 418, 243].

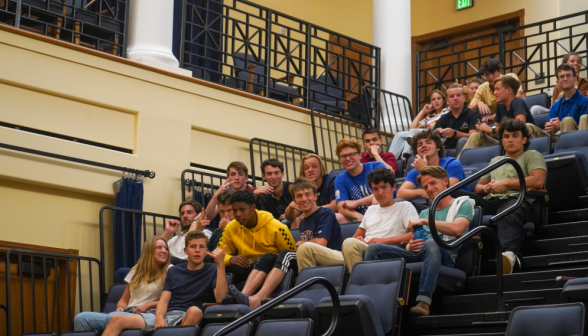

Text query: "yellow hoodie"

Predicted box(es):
[218, 210, 295, 266]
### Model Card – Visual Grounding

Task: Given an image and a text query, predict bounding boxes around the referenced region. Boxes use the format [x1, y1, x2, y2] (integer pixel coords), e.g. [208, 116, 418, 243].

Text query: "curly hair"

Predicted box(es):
[367, 168, 396, 188]
[409, 128, 445, 157]
[335, 138, 362, 156]
[230, 189, 256, 205]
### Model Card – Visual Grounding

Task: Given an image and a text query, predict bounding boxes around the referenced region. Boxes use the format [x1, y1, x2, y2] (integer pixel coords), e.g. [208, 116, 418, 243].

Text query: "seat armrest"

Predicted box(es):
[526, 188, 547, 197]
[203, 303, 218, 307]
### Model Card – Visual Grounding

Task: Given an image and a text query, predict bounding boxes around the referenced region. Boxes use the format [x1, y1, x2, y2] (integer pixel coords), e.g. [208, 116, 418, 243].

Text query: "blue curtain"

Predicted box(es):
[113, 177, 144, 270]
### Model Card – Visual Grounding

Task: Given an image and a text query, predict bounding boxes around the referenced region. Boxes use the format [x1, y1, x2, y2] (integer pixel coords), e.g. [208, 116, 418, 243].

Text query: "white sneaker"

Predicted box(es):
[502, 251, 519, 274]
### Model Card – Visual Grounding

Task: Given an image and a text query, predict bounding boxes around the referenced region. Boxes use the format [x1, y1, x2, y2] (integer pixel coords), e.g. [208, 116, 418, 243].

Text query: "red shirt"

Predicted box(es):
[360, 151, 398, 173]
[246, 185, 257, 192]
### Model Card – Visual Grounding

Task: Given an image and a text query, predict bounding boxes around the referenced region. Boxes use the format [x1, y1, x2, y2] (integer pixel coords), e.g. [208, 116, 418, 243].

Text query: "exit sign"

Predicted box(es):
[456, 0, 474, 11]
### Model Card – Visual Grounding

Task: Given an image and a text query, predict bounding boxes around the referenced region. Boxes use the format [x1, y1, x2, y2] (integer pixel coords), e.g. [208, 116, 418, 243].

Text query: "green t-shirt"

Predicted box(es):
[420, 200, 473, 260]
[481, 150, 546, 201]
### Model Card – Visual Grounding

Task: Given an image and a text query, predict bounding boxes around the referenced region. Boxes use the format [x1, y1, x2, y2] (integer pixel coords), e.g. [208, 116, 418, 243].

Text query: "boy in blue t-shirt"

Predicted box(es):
[334, 138, 388, 222]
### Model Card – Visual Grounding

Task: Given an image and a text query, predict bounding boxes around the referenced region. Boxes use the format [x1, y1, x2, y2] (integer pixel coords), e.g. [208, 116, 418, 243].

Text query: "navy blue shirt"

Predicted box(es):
[298, 207, 342, 251]
[163, 263, 217, 311]
[405, 157, 469, 191]
[495, 97, 534, 125]
[548, 90, 588, 125]
[316, 173, 336, 206]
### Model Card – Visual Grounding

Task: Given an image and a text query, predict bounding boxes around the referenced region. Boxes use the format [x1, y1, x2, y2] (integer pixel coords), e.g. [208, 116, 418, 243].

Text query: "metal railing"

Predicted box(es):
[249, 138, 314, 187]
[364, 85, 413, 133]
[427, 157, 527, 312]
[4, 248, 103, 336]
[415, 10, 588, 107]
[177, 0, 380, 114]
[0, 0, 128, 56]
[214, 276, 340, 336]
[181, 168, 228, 204]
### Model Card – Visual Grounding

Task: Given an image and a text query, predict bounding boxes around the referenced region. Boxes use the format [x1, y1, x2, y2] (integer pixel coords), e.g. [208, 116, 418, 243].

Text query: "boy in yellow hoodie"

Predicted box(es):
[217, 189, 295, 289]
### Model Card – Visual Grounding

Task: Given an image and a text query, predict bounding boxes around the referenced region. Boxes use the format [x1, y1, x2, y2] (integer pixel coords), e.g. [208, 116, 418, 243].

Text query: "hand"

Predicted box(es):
[115, 306, 126, 312]
[366, 237, 383, 245]
[132, 303, 151, 314]
[154, 317, 168, 329]
[254, 186, 273, 197]
[544, 122, 555, 134]
[550, 118, 561, 131]
[207, 246, 227, 266]
[288, 201, 302, 213]
[419, 188, 430, 200]
[341, 200, 359, 210]
[369, 145, 381, 157]
[420, 103, 434, 115]
[219, 216, 230, 230]
[191, 211, 210, 231]
[476, 123, 492, 134]
[490, 181, 507, 194]
[407, 238, 425, 252]
[279, 214, 286, 221]
[407, 218, 427, 232]
[295, 240, 305, 249]
[355, 236, 367, 243]
[229, 255, 250, 268]
[165, 220, 180, 234]
[440, 128, 455, 138]
[478, 102, 491, 115]
[411, 154, 427, 172]
[215, 180, 233, 195]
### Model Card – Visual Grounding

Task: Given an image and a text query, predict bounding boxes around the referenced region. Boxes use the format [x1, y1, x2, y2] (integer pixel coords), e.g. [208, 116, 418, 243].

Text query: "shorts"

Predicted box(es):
[140, 310, 186, 332]
[253, 249, 298, 274]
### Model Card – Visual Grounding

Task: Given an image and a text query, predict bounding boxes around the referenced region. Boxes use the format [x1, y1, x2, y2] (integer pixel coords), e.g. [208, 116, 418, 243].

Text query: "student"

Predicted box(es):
[475, 119, 546, 274]
[340, 168, 417, 271]
[467, 77, 485, 101]
[229, 178, 342, 309]
[365, 166, 474, 317]
[218, 190, 294, 288]
[460, 76, 534, 153]
[101, 231, 228, 334]
[334, 139, 387, 222]
[74, 237, 171, 334]
[207, 190, 234, 251]
[255, 158, 294, 226]
[162, 201, 211, 264]
[361, 128, 398, 173]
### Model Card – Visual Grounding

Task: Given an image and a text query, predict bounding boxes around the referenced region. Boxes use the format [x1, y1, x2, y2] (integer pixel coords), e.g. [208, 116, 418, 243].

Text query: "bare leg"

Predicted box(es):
[248, 268, 286, 310]
[241, 270, 268, 295]
[336, 213, 350, 224]
[181, 306, 203, 326]
[102, 314, 146, 336]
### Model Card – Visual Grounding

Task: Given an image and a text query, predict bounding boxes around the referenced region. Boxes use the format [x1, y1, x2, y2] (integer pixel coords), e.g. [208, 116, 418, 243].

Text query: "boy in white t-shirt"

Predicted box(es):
[342, 168, 418, 271]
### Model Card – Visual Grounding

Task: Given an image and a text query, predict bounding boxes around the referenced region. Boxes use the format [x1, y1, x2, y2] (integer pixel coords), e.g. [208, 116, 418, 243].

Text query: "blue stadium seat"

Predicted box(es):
[102, 283, 126, 313]
[263, 264, 345, 320]
[403, 155, 416, 177]
[329, 169, 346, 177]
[505, 303, 585, 336]
[562, 277, 588, 301]
[533, 112, 550, 130]
[304, 75, 346, 113]
[23, 333, 56, 336]
[396, 158, 404, 178]
[119, 330, 144, 336]
[316, 259, 406, 336]
[525, 92, 549, 109]
[153, 326, 199, 336]
[459, 144, 501, 191]
[202, 322, 254, 336]
[340, 222, 361, 241]
[61, 332, 97, 336]
[255, 319, 314, 336]
[528, 135, 551, 155]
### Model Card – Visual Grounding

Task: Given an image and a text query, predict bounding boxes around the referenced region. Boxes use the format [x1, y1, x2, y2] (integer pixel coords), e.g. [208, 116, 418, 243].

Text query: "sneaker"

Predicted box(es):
[409, 301, 430, 317]
[502, 251, 520, 274]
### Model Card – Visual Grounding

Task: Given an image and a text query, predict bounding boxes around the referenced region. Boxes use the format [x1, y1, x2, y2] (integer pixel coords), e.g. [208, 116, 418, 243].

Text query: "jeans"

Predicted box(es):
[388, 129, 427, 158]
[74, 311, 132, 333]
[364, 240, 453, 304]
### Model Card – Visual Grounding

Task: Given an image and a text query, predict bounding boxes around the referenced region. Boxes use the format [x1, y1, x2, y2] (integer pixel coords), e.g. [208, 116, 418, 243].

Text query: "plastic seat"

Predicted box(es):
[119, 330, 144, 336]
[23, 333, 56, 336]
[562, 277, 588, 301]
[255, 319, 314, 336]
[459, 144, 501, 190]
[505, 303, 585, 336]
[61, 332, 97, 336]
[153, 326, 199, 336]
[202, 322, 254, 336]
[305, 75, 345, 113]
[316, 259, 407, 336]
[528, 135, 551, 155]
[340, 222, 361, 241]
[102, 283, 126, 313]
[533, 112, 550, 130]
[329, 169, 346, 177]
[403, 156, 416, 177]
[525, 92, 549, 109]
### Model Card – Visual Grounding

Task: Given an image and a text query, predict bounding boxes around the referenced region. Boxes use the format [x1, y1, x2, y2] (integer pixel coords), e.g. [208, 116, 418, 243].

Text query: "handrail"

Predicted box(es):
[214, 277, 340, 336]
[427, 157, 527, 312]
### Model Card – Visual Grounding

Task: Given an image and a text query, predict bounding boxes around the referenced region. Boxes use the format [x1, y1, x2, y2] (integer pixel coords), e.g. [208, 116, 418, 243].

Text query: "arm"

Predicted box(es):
[321, 199, 338, 212]
[410, 105, 432, 129]
[396, 181, 429, 201]
[115, 285, 131, 311]
[161, 220, 180, 241]
[285, 201, 302, 221]
[276, 225, 296, 251]
[475, 178, 493, 196]
[368, 232, 413, 246]
[353, 227, 367, 239]
[409, 217, 470, 237]
[154, 291, 172, 328]
[208, 247, 228, 303]
[297, 238, 328, 249]
[490, 168, 547, 193]
[218, 229, 238, 266]
[337, 202, 364, 222]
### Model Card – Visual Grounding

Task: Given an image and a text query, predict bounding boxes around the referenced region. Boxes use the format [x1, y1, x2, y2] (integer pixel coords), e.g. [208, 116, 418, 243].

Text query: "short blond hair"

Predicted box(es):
[299, 154, 327, 178]
[416, 166, 449, 187]
[335, 139, 362, 156]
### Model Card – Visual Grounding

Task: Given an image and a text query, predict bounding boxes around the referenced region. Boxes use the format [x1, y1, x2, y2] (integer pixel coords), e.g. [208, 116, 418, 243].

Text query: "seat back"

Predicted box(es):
[202, 322, 253, 336]
[310, 75, 344, 102]
[525, 93, 549, 109]
[232, 52, 266, 87]
[61, 332, 97, 336]
[506, 303, 585, 336]
[22, 334, 56, 336]
[345, 259, 405, 334]
[459, 144, 501, 190]
[153, 326, 199, 336]
[533, 112, 550, 129]
[292, 265, 346, 304]
[555, 129, 588, 158]
[290, 228, 300, 242]
[102, 283, 127, 313]
[269, 269, 295, 298]
[119, 330, 144, 336]
[453, 207, 481, 276]
[403, 156, 416, 177]
[340, 222, 361, 241]
[255, 319, 314, 336]
[329, 169, 346, 177]
[528, 135, 551, 155]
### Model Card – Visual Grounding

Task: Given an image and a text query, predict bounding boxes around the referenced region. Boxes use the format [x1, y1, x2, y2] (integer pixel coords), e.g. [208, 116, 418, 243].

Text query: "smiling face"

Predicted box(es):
[293, 188, 318, 212]
[228, 167, 248, 190]
[493, 81, 511, 103]
[416, 137, 440, 160]
[262, 165, 284, 189]
[501, 129, 527, 155]
[153, 239, 169, 265]
[370, 180, 395, 206]
[420, 175, 448, 200]
[338, 146, 361, 171]
[567, 55, 582, 74]
[303, 157, 322, 182]
[232, 201, 256, 226]
[446, 87, 465, 110]
[184, 237, 208, 265]
[180, 204, 198, 230]
[557, 69, 576, 90]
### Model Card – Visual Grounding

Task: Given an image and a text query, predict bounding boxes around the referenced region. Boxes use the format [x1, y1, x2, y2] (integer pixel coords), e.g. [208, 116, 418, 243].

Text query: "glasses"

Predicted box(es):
[558, 74, 574, 80]
[339, 152, 359, 160]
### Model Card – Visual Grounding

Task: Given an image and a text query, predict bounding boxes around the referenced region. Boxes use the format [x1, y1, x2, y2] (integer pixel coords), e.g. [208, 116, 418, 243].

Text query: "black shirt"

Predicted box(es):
[316, 173, 336, 206]
[434, 107, 481, 148]
[495, 97, 535, 125]
[255, 181, 293, 220]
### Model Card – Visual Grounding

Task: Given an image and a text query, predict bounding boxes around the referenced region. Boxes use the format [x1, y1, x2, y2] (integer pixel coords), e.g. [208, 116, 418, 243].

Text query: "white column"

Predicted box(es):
[126, 0, 191, 76]
[373, 0, 412, 132]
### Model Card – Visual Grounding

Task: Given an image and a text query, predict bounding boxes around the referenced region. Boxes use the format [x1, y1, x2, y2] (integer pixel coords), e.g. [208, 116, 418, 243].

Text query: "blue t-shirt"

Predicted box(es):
[405, 157, 469, 191]
[298, 207, 342, 250]
[316, 173, 336, 206]
[334, 161, 386, 214]
[163, 263, 217, 311]
[548, 90, 588, 125]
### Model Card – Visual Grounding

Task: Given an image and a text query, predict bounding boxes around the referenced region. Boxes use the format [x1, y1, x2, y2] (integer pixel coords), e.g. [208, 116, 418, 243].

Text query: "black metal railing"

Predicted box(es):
[99, 206, 179, 276]
[214, 276, 340, 336]
[176, 0, 379, 114]
[181, 168, 228, 203]
[4, 248, 103, 336]
[249, 138, 314, 187]
[428, 157, 527, 312]
[0, 0, 128, 56]
[364, 85, 413, 132]
[416, 10, 588, 107]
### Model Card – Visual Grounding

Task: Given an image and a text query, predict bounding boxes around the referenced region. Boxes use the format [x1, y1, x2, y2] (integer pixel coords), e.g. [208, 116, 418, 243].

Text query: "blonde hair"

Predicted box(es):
[299, 154, 327, 179]
[335, 139, 362, 156]
[416, 166, 449, 187]
[128, 236, 171, 292]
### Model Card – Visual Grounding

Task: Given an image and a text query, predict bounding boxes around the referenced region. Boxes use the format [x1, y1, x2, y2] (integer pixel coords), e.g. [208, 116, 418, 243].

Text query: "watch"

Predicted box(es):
[453, 129, 457, 137]
[491, 125, 497, 134]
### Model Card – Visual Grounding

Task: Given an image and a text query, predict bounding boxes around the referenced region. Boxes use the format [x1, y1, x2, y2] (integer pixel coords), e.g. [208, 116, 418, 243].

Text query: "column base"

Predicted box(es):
[134, 58, 192, 77]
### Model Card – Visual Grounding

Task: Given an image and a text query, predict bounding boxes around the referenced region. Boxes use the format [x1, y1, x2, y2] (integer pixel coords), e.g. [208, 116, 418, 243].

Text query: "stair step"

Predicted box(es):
[485, 251, 588, 272]
[466, 267, 588, 294]
[441, 288, 563, 314]
[522, 235, 588, 255]
[536, 220, 588, 239]
[549, 208, 588, 224]
[420, 334, 504, 336]
[407, 311, 509, 335]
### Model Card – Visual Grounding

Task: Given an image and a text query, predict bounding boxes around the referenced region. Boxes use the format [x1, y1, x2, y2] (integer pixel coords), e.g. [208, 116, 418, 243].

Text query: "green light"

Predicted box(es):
[456, 0, 473, 11]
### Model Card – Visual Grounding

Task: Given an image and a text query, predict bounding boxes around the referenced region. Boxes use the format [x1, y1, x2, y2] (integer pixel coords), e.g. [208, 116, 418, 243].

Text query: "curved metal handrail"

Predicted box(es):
[214, 277, 340, 336]
[427, 157, 527, 312]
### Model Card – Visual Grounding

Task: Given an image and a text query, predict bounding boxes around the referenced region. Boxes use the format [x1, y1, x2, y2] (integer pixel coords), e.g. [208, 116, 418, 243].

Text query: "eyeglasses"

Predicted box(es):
[339, 152, 359, 160]
[558, 74, 574, 80]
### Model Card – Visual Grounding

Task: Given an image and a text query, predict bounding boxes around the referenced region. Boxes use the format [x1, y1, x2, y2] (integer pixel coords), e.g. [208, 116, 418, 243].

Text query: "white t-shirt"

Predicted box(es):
[124, 264, 173, 307]
[360, 201, 419, 241]
[168, 229, 212, 260]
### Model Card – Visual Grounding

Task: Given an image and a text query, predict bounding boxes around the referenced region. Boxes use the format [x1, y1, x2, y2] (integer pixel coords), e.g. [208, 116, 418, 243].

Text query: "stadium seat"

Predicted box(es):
[255, 319, 314, 336]
[459, 144, 501, 191]
[22, 333, 56, 336]
[119, 330, 144, 336]
[329, 169, 346, 177]
[533, 112, 550, 130]
[316, 259, 407, 336]
[562, 277, 588, 301]
[201, 322, 254, 336]
[404, 155, 416, 177]
[525, 92, 549, 109]
[340, 222, 361, 241]
[263, 264, 345, 320]
[528, 135, 551, 155]
[505, 303, 585, 336]
[153, 326, 199, 336]
[102, 283, 127, 313]
[61, 332, 97, 336]
[395, 158, 404, 178]
[304, 75, 346, 113]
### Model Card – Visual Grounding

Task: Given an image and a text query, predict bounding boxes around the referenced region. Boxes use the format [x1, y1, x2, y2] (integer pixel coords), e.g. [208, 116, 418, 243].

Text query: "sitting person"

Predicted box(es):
[218, 190, 294, 288]
[74, 237, 171, 334]
[467, 77, 485, 102]
[339, 168, 418, 271]
[255, 158, 294, 226]
[527, 63, 588, 139]
[433, 84, 481, 157]
[102, 231, 228, 334]
[460, 76, 534, 154]
[207, 190, 234, 251]
[469, 58, 525, 123]
[388, 90, 449, 159]
[365, 166, 475, 317]
[475, 118, 546, 274]
[334, 139, 387, 222]
[361, 127, 398, 173]
[229, 178, 342, 309]
[162, 201, 211, 265]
